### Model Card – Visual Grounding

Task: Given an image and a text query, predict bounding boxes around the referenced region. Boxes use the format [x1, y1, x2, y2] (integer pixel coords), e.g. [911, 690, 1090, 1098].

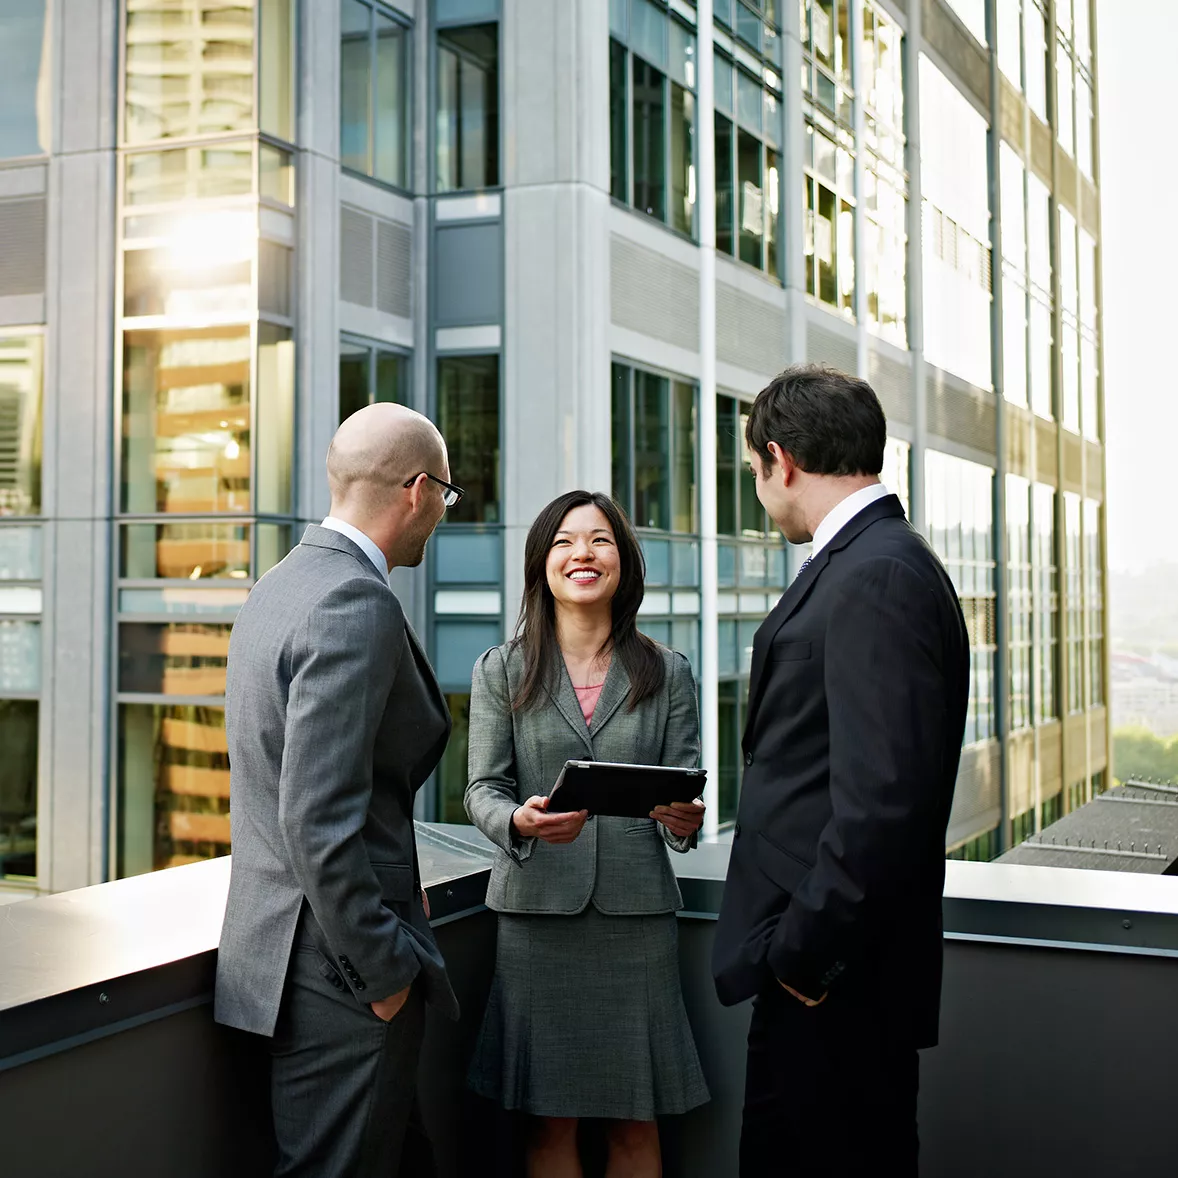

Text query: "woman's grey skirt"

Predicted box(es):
[467, 905, 710, 1121]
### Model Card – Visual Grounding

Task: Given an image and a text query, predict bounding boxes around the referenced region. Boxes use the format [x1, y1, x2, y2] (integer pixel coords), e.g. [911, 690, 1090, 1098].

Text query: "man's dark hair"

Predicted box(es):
[744, 364, 887, 476]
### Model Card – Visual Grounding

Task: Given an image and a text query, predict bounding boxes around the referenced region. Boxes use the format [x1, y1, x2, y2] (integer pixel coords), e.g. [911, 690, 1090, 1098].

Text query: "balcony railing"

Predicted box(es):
[2, 826, 1178, 1177]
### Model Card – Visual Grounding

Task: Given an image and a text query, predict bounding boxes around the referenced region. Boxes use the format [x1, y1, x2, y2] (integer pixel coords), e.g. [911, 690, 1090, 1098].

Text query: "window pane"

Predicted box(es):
[0, 699, 37, 878]
[376, 350, 408, 404]
[259, 0, 294, 141]
[374, 12, 409, 186]
[611, 362, 632, 514]
[437, 693, 471, 824]
[340, 0, 372, 174]
[1003, 279, 1028, 408]
[259, 143, 295, 206]
[125, 144, 254, 207]
[715, 113, 735, 256]
[668, 21, 695, 90]
[1056, 50, 1074, 154]
[436, 24, 499, 193]
[736, 70, 761, 133]
[716, 396, 737, 536]
[632, 57, 666, 221]
[738, 129, 763, 268]
[0, 0, 49, 158]
[256, 522, 293, 576]
[124, 241, 253, 321]
[119, 622, 231, 695]
[610, 40, 628, 202]
[121, 522, 251, 580]
[256, 324, 293, 515]
[122, 327, 252, 514]
[669, 83, 695, 236]
[0, 619, 39, 692]
[0, 526, 40, 579]
[125, 1, 256, 144]
[633, 371, 669, 530]
[671, 381, 697, 534]
[1025, 2, 1047, 120]
[766, 149, 781, 280]
[0, 334, 43, 517]
[340, 340, 371, 422]
[631, 0, 667, 69]
[739, 411, 763, 536]
[714, 54, 734, 116]
[997, 0, 1021, 88]
[816, 183, 836, 304]
[437, 354, 500, 524]
[117, 704, 229, 876]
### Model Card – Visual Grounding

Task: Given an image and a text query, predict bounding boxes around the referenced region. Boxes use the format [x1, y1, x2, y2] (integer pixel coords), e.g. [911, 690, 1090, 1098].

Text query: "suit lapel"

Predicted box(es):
[549, 654, 596, 757]
[588, 656, 632, 739]
[404, 620, 448, 728]
[743, 495, 906, 742]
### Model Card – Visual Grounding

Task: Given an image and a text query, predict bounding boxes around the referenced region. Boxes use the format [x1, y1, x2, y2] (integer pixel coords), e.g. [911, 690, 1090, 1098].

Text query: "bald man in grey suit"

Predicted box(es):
[216, 404, 460, 1177]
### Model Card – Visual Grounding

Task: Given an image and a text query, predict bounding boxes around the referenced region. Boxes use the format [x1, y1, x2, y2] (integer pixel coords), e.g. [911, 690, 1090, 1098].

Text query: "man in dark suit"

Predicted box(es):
[216, 403, 460, 1176]
[713, 365, 970, 1176]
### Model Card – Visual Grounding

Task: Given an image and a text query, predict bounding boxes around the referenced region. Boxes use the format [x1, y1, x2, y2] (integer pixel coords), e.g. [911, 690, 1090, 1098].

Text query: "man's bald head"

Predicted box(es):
[327, 403, 446, 510]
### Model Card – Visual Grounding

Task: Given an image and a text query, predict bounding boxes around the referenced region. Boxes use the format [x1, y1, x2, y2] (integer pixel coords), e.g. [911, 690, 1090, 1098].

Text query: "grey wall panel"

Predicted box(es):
[0, 165, 47, 199]
[1065, 712, 1088, 784]
[610, 234, 699, 353]
[1080, 177, 1100, 237]
[921, 0, 989, 110]
[0, 294, 45, 326]
[339, 205, 374, 307]
[867, 347, 913, 426]
[376, 218, 412, 319]
[1035, 417, 1058, 483]
[1006, 408, 1033, 479]
[716, 282, 787, 378]
[1090, 709, 1108, 770]
[0, 198, 47, 297]
[1030, 115, 1053, 184]
[1062, 432, 1084, 493]
[435, 221, 502, 327]
[1055, 149, 1078, 214]
[946, 740, 1002, 846]
[927, 370, 998, 459]
[1007, 730, 1035, 819]
[999, 77, 1025, 150]
[1084, 441, 1103, 500]
[805, 320, 858, 376]
[1038, 721, 1063, 795]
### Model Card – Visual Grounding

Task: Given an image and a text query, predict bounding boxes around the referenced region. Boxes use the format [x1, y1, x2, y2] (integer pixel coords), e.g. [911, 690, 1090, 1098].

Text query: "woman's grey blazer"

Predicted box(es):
[465, 643, 701, 916]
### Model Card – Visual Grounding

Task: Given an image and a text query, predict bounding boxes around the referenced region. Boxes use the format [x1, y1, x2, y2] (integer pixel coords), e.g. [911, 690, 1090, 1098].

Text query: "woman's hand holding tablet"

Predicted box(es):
[511, 794, 590, 844]
[651, 799, 706, 838]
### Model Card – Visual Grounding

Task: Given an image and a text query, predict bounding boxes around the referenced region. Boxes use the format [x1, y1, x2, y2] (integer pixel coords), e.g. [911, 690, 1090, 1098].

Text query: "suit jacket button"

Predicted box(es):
[355, 981, 366, 991]
[744, 752, 753, 767]
[734, 824, 742, 838]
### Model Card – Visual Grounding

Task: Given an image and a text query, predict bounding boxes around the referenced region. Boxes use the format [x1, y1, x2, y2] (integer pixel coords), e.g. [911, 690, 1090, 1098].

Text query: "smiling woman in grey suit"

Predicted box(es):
[465, 489, 709, 1178]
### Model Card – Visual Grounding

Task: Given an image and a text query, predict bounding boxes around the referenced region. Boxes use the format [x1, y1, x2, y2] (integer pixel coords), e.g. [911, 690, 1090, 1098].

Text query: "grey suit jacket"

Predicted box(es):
[464, 642, 700, 916]
[215, 525, 458, 1037]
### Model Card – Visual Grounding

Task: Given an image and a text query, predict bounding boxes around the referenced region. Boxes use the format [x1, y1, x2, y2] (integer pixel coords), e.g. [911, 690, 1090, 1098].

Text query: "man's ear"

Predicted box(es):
[766, 441, 795, 485]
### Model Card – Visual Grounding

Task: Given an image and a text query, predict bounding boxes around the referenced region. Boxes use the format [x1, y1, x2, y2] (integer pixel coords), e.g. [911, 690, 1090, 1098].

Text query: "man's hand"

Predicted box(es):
[511, 795, 589, 844]
[421, 886, 430, 919]
[778, 979, 827, 1007]
[370, 984, 411, 1022]
[652, 799, 706, 838]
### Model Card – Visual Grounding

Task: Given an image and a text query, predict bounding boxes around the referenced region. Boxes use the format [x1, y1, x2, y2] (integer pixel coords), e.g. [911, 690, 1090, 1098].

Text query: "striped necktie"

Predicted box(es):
[795, 556, 813, 580]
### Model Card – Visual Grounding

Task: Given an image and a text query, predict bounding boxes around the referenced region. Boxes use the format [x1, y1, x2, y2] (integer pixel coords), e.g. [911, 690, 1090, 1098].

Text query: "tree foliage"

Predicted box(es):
[1113, 727, 1178, 785]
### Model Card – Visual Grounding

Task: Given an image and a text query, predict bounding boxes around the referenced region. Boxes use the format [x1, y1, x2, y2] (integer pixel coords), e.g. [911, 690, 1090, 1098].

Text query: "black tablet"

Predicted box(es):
[547, 760, 707, 820]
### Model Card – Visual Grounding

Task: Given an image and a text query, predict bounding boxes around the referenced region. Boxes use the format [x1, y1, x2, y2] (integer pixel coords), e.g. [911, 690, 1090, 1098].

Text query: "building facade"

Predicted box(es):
[0, 0, 1108, 894]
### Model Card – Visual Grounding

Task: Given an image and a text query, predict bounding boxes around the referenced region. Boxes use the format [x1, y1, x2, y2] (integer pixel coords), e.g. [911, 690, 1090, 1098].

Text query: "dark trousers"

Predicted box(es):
[740, 984, 920, 1177]
[270, 944, 435, 1178]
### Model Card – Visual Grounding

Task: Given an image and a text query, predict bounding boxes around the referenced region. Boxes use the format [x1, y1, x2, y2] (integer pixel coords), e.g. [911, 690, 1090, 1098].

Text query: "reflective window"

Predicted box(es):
[861, 3, 906, 344]
[1024, 1, 1048, 121]
[997, 0, 1021, 89]
[437, 693, 471, 824]
[125, 1, 256, 144]
[117, 704, 229, 876]
[1033, 483, 1058, 723]
[942, 0, 987, 44]
[437, 354, 499, 524]
[0, 620, 39, 693]
[1084, 499, 1103, 709]
[1063, 492, 1083, 714]
[436, 24, 499, 192]
[920, 56, 991, 389]
[1059, 208, 1081, 434]
[716, 393, 774, 537]
[122, 327, 252, 515]
[119, 622, 231, 695]
[880, 437, 911, 517]
[0, 334, 43, 517]
[611, 362, 699, 535]
[925, 451, 996, 745]
[609, 7, 698, 237]
[259, 0, 294, 142]
[339, 337, 409, 423]
[341, 0, 411, 188]
[0, 700, 37, 879]
[255, 324, 294, 515]
[1000, 146, 1028, 408]
[0, 0, 50, 158]
[1078, 228, 1099, 441]
[124, 143, 254, 207]
[121, 521, 253, 580]
[1007, 474, 1033, 731]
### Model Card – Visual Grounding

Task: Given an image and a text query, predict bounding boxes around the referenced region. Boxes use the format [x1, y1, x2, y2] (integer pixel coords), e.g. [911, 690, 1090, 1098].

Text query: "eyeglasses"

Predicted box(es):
[403, 471, 464, 508]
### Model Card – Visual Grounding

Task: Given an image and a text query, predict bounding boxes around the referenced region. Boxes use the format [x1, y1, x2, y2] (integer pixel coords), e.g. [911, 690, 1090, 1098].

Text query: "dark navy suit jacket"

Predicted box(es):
[712, 495, 969, 1048]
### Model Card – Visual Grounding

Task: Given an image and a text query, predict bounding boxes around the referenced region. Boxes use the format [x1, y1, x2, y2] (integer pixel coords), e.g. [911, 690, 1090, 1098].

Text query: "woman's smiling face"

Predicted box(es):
[545, 504, 622, 611]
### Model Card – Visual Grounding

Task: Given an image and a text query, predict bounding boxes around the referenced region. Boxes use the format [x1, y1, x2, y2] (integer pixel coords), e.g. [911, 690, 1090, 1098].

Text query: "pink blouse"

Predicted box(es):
[573, 682, 605, 725]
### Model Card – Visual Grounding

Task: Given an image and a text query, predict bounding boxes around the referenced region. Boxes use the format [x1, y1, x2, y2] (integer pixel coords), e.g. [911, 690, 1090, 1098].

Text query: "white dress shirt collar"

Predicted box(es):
[809, 482, 893, 560]
[320, 516, 389, 580]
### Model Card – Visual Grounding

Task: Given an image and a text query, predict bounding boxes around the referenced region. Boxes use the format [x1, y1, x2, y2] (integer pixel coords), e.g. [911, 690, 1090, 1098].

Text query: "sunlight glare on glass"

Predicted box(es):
[164, 211, 255, 272]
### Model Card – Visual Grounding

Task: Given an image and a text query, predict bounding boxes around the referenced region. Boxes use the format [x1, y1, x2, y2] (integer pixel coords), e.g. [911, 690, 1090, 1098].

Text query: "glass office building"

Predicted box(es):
[0, 0, 1107, 893]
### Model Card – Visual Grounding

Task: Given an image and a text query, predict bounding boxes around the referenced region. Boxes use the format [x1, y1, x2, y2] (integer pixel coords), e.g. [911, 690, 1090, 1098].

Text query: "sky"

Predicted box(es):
[1095, 0, 1178, 573]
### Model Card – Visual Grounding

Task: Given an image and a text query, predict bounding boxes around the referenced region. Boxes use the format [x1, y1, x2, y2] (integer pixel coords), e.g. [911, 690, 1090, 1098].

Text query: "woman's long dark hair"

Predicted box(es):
[511, 490, 665, 713]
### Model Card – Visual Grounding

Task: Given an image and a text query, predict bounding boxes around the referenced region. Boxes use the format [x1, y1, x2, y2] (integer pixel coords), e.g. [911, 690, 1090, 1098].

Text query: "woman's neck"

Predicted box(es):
[554, 603, 613, 670]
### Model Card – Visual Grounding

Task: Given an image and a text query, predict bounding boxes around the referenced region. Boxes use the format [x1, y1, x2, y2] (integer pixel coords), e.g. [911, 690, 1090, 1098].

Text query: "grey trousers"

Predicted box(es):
[270, 944, 434, 1177]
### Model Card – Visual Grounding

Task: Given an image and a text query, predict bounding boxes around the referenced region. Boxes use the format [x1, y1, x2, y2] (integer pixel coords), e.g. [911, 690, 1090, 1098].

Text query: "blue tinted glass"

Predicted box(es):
[435, 620, 502, 687]
[714, 55, 734, 116]
[718, 543, 737, 587]
[767, 545, 786, 587]
[639, 619, 672, 646]
[433, 530, 502, 584]
[737, 69, 762, 131]
[435, 0, 499, 22]
[0, 526, 41, 580]
[0, 619, 39, 691]
[669, 22, 695, 89]
[671, 619, 700, 672]
[630, 0, 667, 69]
[715, 0, 734, 27]
[642, 537, 671, 585]
[672, 540, 700, 586]
[738, 619, 760, 675]
[610, 0, 628, 38]
[718, 618, 738, 676]
[735, 4, 762, 52]
[0, 0, 48, 159]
